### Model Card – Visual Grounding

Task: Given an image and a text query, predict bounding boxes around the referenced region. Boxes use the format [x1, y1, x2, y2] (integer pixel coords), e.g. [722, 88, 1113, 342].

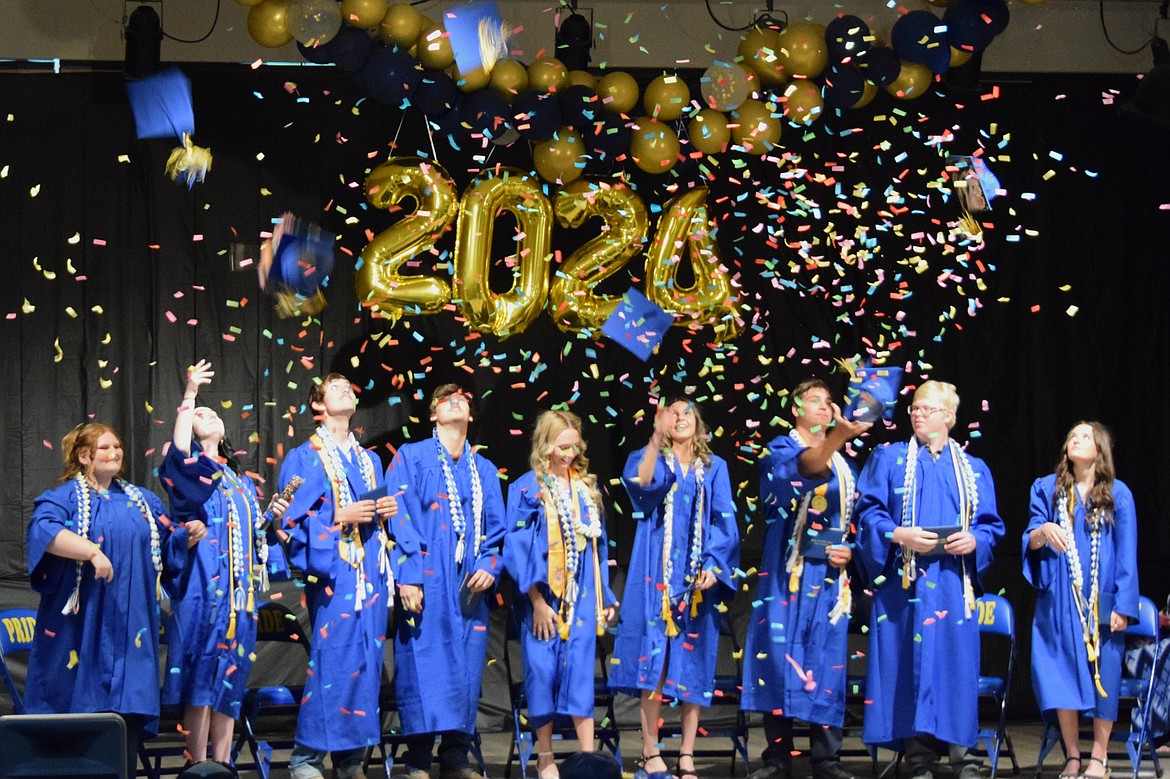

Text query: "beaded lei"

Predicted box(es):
[1057, 486, 1109, 697]
[435, 430, 484, 567]
[659, 448, 706, 637]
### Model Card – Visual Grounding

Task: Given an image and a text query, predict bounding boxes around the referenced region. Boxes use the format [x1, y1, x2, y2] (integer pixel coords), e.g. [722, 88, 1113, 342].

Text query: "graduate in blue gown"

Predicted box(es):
[384, 384, 507, 779]
[741, 380, 870, 779]
[1023, 422, 1139, 779]
[854, 381, 1004, 779]
[277, 374, 398, 779]
[158, 359, 291, 771]
[504, 410, 618, 779]
[610, 398, 739, 779]
[25, 423, 201, 767]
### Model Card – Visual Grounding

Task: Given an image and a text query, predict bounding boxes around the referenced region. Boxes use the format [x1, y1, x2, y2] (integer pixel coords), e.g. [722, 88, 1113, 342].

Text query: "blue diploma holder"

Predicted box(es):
[800, 526, 848, 561]
[1098, 591, 1115, 625]
[359, 485, 388, 503]
[917, 524, 962, 556]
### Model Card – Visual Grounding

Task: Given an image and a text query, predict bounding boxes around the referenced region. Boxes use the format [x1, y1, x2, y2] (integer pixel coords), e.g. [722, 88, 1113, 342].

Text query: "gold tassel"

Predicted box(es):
[558, 617, 571, 642]
[246, 587, 255, 615]
[273, 288, 327, 319]
[1094, 667, 1108, 699]
[226, 608, 237, 640]
[788, 557, 804, 594]
[690, 588, 703, 618]
[661, 593, 681, 638]
[165, 133, 212, 188]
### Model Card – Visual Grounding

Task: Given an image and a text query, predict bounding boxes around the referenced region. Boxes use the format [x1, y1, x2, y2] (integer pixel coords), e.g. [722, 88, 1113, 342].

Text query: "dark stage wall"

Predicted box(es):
[1, 65, 1169, 720]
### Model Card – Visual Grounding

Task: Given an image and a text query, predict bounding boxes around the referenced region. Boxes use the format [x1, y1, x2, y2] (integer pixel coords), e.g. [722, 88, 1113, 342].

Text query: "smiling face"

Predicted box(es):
[666, 401, 696, 446]
[551, 427, 582, 476]
[79, 431, 124, 484]
[793, 386, 834, 434]
[1065, 423, 1099, 468]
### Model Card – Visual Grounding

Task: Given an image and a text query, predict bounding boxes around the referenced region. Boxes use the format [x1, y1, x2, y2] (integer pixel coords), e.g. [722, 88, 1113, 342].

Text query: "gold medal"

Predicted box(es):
[811, 495, 828, 512]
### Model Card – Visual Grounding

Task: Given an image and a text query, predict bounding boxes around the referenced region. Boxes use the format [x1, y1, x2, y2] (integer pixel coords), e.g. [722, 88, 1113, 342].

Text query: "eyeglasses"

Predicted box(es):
[907, 404, 945, 417]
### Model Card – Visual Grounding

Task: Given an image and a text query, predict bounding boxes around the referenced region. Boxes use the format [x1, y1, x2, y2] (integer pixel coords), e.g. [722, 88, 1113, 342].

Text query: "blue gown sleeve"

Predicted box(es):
[473, 456, 507, 578]
[277, 445, 337, 581]
[384, 446, 427, 587]
[504, 473, 548, 594]
[621, 448, 675, 520]
[153, 489, 192, 591]
[702, 456, 740, 590]
[27, 486, 78, 594]
[597, 516, 618, 608]
[968, 457, 1004, 587]
[854, 444, 900, 587]
[1022, 476, 1057, 590]
[158, 440, 220, 517]
[1111, 481, 1140, 622]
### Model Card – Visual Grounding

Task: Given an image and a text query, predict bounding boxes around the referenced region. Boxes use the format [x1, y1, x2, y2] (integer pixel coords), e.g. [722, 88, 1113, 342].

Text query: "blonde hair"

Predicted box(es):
[913, 380, 959, 430]
[59, 423, 124, 484]
[662, 397, 713, 465]
[529, 409, 604, 515]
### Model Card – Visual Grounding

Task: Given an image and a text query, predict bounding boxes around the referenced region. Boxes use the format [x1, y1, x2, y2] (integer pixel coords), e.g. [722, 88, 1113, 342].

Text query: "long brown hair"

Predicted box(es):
[59, 423, 124, 484]
[1053, 421, 1116, 521]
[529, 409, 604, 516]
[661, 397, 713, 465]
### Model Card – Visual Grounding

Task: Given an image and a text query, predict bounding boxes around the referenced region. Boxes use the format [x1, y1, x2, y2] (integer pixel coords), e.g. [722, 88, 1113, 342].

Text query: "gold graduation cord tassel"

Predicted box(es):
[662, 589, 681, 638]
[690, 588, 704, 619]
[558, 598, 572, 642]
[593, 538, 605, 637]
[789, 557, 804, 594]
[246, 586, 256, 615]
[902, 550, 913, 590]
[1090, 598, 1108, 698]
[226, 608, 238, 640]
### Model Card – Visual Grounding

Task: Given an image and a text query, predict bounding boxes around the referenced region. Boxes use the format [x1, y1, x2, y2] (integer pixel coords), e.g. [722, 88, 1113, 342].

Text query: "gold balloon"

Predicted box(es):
[549, 178, 649, 332]
[1020, 0, 1047, 5]
[643, 73, 691, 122]
[528, 57, 569, 93]
[247, 0, 295, 48]
[236, 0, 265, 7]
[730, 98, 781, 155]
[596, 71, 639, 114]
[566, 70, 598, 90]
[777, 22, 828, 79]
[454, 168, 553, 338]
[645, 187, 742, 342]
[688, 109, 730, 155]
[379, 3, 425, 48]
[629, 117, 681, 175]
[533, 126, 588, 184]
[455, 64, 491, 93]
[417, 23, 454, 71]
[490, 59, 529, 100]
[737, 26, 786, 86]
[782, 80, 824, 126]
[341, 0, 387, 29]
[886, 60, 934, 100]
[356, 157, 458, 324]
[852, 79, 878, 109]
[949, 46, 973, 68]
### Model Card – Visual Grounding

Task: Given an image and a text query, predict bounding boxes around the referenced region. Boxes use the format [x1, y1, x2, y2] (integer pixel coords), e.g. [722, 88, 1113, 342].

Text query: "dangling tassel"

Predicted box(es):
[963, 564, 976, 619]
[902, 550, 915, 590]
[788, 557, 804, 594]
[661, 591, 681, 638]
[558, 599, 573, 641]
[226, 608, 238, 640]
[62, 585, 81, 616]
[690, 588, 704, 619]
[1094, 663, 1109, 699]
[828, 575, 851, 625]
[246, 587, 256, 615]
[165, 133, 212, 188]
[593, 538, 605, 637]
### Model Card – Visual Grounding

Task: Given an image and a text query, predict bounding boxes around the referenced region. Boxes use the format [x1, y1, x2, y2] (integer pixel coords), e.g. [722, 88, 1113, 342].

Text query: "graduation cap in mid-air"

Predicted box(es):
[601, 288, 674, 361]
[125, 66, 211, 188]
[444, 0, 510, 76]
[841, 362, 904, 424]
[258, 212, 336, 318]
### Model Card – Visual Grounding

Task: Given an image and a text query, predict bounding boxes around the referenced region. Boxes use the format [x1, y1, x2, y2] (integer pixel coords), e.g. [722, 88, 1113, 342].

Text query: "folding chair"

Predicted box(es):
[0, 712, 128, 778]
[502, 612, 621, 778]
[0, 608, 36, 714]
[656, 614, 750, 776]
[973, 593, 1020, 779]
[230, 601, 312, 779]
[1036, 595, 1164, 779]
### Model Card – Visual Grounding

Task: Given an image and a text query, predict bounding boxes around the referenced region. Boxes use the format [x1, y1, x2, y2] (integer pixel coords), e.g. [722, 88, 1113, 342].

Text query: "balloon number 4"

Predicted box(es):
[355, 157, 742, 342]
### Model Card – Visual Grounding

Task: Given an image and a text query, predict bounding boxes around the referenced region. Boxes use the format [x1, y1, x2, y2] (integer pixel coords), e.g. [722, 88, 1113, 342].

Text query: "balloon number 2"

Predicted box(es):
[355, 157, 742, 342]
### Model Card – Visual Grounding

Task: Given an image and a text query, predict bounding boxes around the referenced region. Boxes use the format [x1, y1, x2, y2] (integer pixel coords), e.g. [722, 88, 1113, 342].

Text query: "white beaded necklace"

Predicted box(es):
[434, 430, 484, 566]
[542, 471, 601, 609]
[313, 425, 380, 610]
[1057, 485, 1108, 696]
[660, 449, 706, 594]
[64, 474, 161, 615]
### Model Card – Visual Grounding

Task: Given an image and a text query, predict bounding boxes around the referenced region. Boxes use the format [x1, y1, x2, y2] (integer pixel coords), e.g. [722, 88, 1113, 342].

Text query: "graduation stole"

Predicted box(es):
[784, 428, 855, 625]
[1058, 486, 1109, 697]
[898, 437, 979, 618]
[64, 475, 162, 616]
[541, 472, 603, 640]
[218, 465, 267, 640]
[434, 431, 484, 566]
[311, 426, 383, 610]
[660, 449, 706, 638]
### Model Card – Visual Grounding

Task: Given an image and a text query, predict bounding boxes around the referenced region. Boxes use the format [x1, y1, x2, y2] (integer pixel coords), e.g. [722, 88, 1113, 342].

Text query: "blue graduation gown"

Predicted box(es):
[159, 441, 290, 718]
[24, 480, 190, 738]
[1023, 475, 1139, 720]
[504, 470, 617, 726]
[741, 435, 854, 727]
[278, 438, 390, 753]
[610, 449, 739, 705]
[385, 439, 507, 736]
[854, 441, 1004, 749]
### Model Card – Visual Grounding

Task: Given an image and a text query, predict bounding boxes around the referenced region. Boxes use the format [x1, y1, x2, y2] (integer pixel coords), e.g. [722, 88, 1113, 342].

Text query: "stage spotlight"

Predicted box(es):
[556, 8, 592, 71]
[124, 5, 163, 80]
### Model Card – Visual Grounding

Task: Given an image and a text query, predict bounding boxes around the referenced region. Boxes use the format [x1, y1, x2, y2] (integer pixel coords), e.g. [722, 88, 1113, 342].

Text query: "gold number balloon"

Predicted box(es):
[644, 187, 742, 342]
[549, 178, 649, 332]
[356, 157, 458, 324]
[454, 168, 553, 338]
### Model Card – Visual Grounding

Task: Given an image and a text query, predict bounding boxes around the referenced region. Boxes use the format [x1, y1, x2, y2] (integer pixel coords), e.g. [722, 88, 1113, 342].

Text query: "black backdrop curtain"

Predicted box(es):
[1, 64, 1169, 719]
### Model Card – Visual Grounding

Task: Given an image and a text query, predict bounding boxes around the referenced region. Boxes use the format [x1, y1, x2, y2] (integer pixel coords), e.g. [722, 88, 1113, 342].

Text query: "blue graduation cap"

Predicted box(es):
[842, 364, 904, 423]
[601, 288, 674, 361]
[125, 67, 211, 187]
[259, 213, 336, 318]
[444, 0, 508, 75]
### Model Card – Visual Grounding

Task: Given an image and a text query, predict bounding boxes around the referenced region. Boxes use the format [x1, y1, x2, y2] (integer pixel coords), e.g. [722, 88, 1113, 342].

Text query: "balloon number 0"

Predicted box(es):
[356, 157, 742, 342]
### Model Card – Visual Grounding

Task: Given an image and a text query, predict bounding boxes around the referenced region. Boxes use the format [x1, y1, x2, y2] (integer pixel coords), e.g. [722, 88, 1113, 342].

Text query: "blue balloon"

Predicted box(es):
[359, 47, 421, 105]
[414, 71, 460, 116]
[823, 64, 866, 109]
[825, 15, 872, 64]
[558, 85, 600, 134]
[584, 112, 630, 163]
[859, 46, 901, 87]
[462, 90, 514, 142]
[891, 10, 950, 75]
[297, 26, 374, 72]
[944, 0, 1009, 54]
[512, 89, 562, 142]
